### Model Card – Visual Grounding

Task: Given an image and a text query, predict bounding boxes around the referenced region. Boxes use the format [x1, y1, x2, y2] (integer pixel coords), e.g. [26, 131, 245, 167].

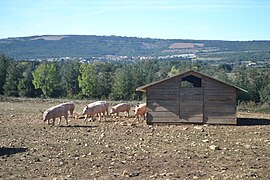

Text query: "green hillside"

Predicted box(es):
[0, 35, 270, 61]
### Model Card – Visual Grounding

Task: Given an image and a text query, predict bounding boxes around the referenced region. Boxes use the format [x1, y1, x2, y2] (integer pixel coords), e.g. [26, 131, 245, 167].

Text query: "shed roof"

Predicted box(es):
[136, 70, 247, 93]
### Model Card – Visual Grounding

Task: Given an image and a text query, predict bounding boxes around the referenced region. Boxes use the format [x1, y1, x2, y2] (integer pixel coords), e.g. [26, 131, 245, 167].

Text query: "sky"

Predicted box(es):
[0, 0, 270, 41]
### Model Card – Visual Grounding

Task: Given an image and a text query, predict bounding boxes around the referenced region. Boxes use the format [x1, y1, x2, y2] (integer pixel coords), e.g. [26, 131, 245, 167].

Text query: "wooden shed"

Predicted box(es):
[136, 70, 247, 125]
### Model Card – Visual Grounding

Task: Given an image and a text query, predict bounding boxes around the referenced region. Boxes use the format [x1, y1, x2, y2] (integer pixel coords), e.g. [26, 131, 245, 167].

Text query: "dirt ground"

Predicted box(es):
[1, 99, 270, 179]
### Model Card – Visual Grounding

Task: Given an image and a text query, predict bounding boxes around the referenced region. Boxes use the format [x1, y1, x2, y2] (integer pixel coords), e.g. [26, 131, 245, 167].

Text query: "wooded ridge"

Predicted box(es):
[1, 35, 270, 61]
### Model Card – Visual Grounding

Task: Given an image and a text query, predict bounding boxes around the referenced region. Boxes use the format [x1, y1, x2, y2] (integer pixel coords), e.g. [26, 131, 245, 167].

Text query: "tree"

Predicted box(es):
[258, 71, 270, 105]
[212, 69, 230, 83]
[110, 65, 133, 100]
[18, 62, 37, 97]
[78, 63, 98, 98]
[0, 54, 11, 94]
[234, 68, 255, 102]
[260, 83, 270, 105]
[3, 61, 24, 97]
[59, 61, 80, 98]
[78, 62, 113, 99]
[219, 63, 233, 72]
[94, 63, 113, 99]
[167, 65, 180, 77]
[32, 63, 61, 97]
[129, 60, 161, 100]
[234, 68, 270, 103]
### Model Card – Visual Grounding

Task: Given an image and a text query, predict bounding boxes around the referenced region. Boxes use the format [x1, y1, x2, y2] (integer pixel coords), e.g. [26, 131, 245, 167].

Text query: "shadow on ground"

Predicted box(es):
[0, 147, 28, 156]
[57, 125, 98, 128]
[237, 118, 270, 126]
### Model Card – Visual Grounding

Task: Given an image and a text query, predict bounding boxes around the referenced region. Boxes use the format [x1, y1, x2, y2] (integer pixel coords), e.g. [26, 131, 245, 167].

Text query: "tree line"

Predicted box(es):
[0, 53, 269, 105]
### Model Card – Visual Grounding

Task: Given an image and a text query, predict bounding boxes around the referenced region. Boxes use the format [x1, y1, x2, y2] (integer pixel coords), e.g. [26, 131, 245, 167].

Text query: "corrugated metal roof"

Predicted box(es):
[136, 70, 248, 93]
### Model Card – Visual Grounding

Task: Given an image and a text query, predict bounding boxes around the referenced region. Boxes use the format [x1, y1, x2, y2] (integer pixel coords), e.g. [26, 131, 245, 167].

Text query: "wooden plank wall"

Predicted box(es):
[146, 76, 180, 124]
[203, 77, 237, 125]
[145, 72, 238, 125]
[179, 88, 204, 123]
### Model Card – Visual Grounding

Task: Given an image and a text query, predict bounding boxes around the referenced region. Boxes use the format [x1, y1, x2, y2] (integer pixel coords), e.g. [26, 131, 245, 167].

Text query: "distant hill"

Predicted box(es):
[0, 35, 270, 61]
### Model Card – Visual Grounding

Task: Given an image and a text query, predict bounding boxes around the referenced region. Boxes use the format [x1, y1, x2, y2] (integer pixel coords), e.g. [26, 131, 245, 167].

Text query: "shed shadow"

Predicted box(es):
[237, 118, 270, 126]
[0, 147, 28, 156]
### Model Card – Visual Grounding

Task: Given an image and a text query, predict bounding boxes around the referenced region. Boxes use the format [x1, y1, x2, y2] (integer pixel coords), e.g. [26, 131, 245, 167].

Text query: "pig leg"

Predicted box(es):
[139, 114, 146, 123]
[103, 113, 106, 121]
[52, 118, 55, 126]
[70, 109, 74, 116]
[84, 115, 88, 124]
[100, 112, 106, 121]
[98, 113, 101, 121]
[64, 114, 68, 126]
[90, 115, 94, 121]
[137, 115, 140, 122]
[139, 115, 142, 123]
[58, 117, 62, 125]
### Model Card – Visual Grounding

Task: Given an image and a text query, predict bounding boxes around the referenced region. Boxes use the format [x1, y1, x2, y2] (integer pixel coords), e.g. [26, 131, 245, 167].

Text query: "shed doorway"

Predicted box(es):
[179, 75, 204, 123]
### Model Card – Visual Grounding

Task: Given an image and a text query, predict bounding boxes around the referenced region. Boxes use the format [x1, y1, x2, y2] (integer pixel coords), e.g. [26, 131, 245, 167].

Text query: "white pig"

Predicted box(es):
[43, 105, 69, 126]
[110, 103, 131, 117]
[82, 101, 108, 122]
[95, 101, 109, 116]
[57, 101, 75, 116]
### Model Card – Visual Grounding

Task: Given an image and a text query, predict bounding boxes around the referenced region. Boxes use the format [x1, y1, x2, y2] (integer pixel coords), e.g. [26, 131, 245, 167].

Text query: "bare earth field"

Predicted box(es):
[1, 99, 270, 179]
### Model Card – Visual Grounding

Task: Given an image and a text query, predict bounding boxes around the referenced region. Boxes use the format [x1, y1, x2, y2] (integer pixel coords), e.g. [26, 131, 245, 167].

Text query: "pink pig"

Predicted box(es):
[134, 103, 147, 121]
[110, 103, 131, 117]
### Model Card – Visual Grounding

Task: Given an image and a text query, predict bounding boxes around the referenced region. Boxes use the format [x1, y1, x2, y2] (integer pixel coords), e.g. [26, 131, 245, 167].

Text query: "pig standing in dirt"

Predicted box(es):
[134, 103, 147, 121]
[110, 103, 131, 117]
[43, 105, 69, 126]
[58, 101, 75, 116]
[93, 101, 109, 116]
[82, 101, 108, 122]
